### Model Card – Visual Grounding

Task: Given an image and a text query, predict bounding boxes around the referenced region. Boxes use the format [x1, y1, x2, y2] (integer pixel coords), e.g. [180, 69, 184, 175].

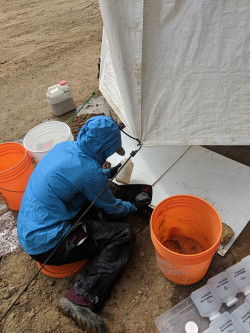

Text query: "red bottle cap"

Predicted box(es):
[59, 80, 67, 85]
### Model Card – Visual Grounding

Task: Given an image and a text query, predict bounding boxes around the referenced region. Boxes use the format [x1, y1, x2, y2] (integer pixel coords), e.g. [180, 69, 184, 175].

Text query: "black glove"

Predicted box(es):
[133, 192, 151, 211]
[110, 163, 121, 178]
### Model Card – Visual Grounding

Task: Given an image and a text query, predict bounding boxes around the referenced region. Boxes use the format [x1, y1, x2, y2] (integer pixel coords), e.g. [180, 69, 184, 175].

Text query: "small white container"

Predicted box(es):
[210, 311, 244, 333]
[231, 302, 250, 333]
[202, 328, 216, 333]
[226, 262, 250, 296]
[115, 158, 134, 184]
[241, 255, 250, 265]
[245, 262, 250, 278]
[191, 285, 222, 321]
[46, 80, 75, 116]
[207, 271, 238, 307]
[242, 255, 250, 277]
[23, 121, 74, 162]
[245, 294, 250, 305]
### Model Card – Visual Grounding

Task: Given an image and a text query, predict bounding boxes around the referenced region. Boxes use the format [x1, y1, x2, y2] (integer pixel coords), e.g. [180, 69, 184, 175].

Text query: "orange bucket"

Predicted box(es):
[0, 142, 34, 210]
[150, 195, 222, 285]
[37, 260, 87, 278]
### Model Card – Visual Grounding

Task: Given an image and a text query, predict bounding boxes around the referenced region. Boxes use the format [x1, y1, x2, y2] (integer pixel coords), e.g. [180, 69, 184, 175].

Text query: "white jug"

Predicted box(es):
[46, 80, 75, 116]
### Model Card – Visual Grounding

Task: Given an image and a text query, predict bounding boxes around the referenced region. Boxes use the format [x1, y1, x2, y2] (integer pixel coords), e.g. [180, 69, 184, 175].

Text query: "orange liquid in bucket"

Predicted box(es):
[163, 235, 205, 255]
[0, 142, 34, 210]
[150, 195, 222, 285]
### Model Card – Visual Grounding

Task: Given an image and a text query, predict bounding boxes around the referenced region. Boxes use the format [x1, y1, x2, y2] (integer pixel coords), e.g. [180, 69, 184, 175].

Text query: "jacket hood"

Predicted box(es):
[76, 116, 122, 164]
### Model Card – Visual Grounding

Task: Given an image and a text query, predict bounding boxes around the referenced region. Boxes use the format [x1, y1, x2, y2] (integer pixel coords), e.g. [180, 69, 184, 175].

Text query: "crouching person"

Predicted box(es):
[17, 116, 149, 332]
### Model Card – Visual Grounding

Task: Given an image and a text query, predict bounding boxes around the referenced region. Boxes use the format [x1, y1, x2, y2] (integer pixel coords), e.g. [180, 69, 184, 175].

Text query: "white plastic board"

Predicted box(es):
[107, 130, 189, 185]
[151, 146, 250, 256]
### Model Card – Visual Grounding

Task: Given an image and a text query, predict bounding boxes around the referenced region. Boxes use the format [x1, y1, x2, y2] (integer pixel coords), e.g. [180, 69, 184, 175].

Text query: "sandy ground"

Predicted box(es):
[0, 1, 249, 333]
[0, 0, 102, 144]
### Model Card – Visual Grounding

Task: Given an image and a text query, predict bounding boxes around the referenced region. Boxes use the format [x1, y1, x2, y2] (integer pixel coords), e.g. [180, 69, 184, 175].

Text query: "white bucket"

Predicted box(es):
[23, 121, 74, 162]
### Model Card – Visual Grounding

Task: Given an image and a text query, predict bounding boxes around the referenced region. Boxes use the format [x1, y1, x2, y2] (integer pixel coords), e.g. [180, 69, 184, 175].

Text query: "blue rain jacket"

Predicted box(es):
[17, 116, 136, 255]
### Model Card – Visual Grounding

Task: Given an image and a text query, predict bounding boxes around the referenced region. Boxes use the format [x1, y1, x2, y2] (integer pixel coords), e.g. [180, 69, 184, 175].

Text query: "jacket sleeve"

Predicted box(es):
[80, 169, 136, 218]
[102, 168, 111, 179]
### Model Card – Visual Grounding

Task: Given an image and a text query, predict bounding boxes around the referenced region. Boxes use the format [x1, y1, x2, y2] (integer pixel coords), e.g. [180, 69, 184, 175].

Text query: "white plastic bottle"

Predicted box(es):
[202, 328, 216, 333]
[46, 80, 75, 116]
[245, 294, 250, 305]
[115, 158, 134, 184]
[209, 311, 244, 333]
[231, 302, 250, 333]
[242, 255, 250, 277]
[207, 271, 238, 307]
[242, 255, 250, 262]
[245, 262, 250, 281]
[226, 262, 250, 296]
[190, 285, 221, 321]
[241, 255, 250, 264]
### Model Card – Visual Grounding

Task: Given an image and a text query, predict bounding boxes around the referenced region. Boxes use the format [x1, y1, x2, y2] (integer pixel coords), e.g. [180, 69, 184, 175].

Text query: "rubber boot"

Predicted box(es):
[58, 288, 106, 333]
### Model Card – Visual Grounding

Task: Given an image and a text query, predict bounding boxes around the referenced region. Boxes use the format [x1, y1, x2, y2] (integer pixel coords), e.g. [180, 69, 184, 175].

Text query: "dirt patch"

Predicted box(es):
[0, 1, 249, 333]
[203, 146, 250, 167]
[0, 0, 102, 144]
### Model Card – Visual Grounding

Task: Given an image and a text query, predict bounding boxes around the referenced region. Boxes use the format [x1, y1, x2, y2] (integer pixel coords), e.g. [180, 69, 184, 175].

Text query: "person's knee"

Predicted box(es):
[122, 224, 136, 245]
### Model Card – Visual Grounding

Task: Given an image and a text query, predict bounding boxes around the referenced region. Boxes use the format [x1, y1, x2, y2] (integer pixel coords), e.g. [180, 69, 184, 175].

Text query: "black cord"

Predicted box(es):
[120, 128, 142, 146]
[108, 111, 142, 146]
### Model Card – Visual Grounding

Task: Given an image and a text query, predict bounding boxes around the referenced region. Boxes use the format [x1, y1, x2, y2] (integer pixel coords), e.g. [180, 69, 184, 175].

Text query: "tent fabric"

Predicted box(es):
[99, 0, 250, 146]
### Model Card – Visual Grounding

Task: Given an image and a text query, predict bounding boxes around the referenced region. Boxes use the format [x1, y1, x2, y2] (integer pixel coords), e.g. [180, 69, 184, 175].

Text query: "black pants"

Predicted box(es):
[31, 219, 136, 309]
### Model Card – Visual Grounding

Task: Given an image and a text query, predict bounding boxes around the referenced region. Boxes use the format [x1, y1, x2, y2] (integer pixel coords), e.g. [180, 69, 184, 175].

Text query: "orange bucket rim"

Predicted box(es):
[36, 260, 87, 278]
[150, 194, 222, 263]
[0, 142, 28, 175]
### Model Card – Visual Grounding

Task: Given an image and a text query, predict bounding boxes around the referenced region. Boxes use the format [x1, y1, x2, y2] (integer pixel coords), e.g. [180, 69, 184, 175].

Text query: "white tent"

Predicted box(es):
[98, 1, 250, 255]
[99, 0, 250, 146]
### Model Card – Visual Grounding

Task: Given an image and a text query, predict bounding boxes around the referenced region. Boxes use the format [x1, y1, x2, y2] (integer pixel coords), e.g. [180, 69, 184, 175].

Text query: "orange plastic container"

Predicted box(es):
[37, 260, 87, 278]
[150, 195, 222, 285]
[0, 142, 34, 210]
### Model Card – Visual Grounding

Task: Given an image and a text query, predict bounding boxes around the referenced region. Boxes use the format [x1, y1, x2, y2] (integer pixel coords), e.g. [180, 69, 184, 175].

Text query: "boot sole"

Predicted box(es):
[58, 297, 105, 333]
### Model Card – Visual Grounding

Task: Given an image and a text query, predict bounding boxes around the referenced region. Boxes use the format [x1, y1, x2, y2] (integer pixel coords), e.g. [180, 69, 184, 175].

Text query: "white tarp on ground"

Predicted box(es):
[99, 0, 250, 146]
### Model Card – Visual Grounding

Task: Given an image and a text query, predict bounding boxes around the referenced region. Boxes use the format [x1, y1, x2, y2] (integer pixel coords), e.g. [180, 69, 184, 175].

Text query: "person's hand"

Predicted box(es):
[110, 163, 121, 178]
[133, 192, 151, 211]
